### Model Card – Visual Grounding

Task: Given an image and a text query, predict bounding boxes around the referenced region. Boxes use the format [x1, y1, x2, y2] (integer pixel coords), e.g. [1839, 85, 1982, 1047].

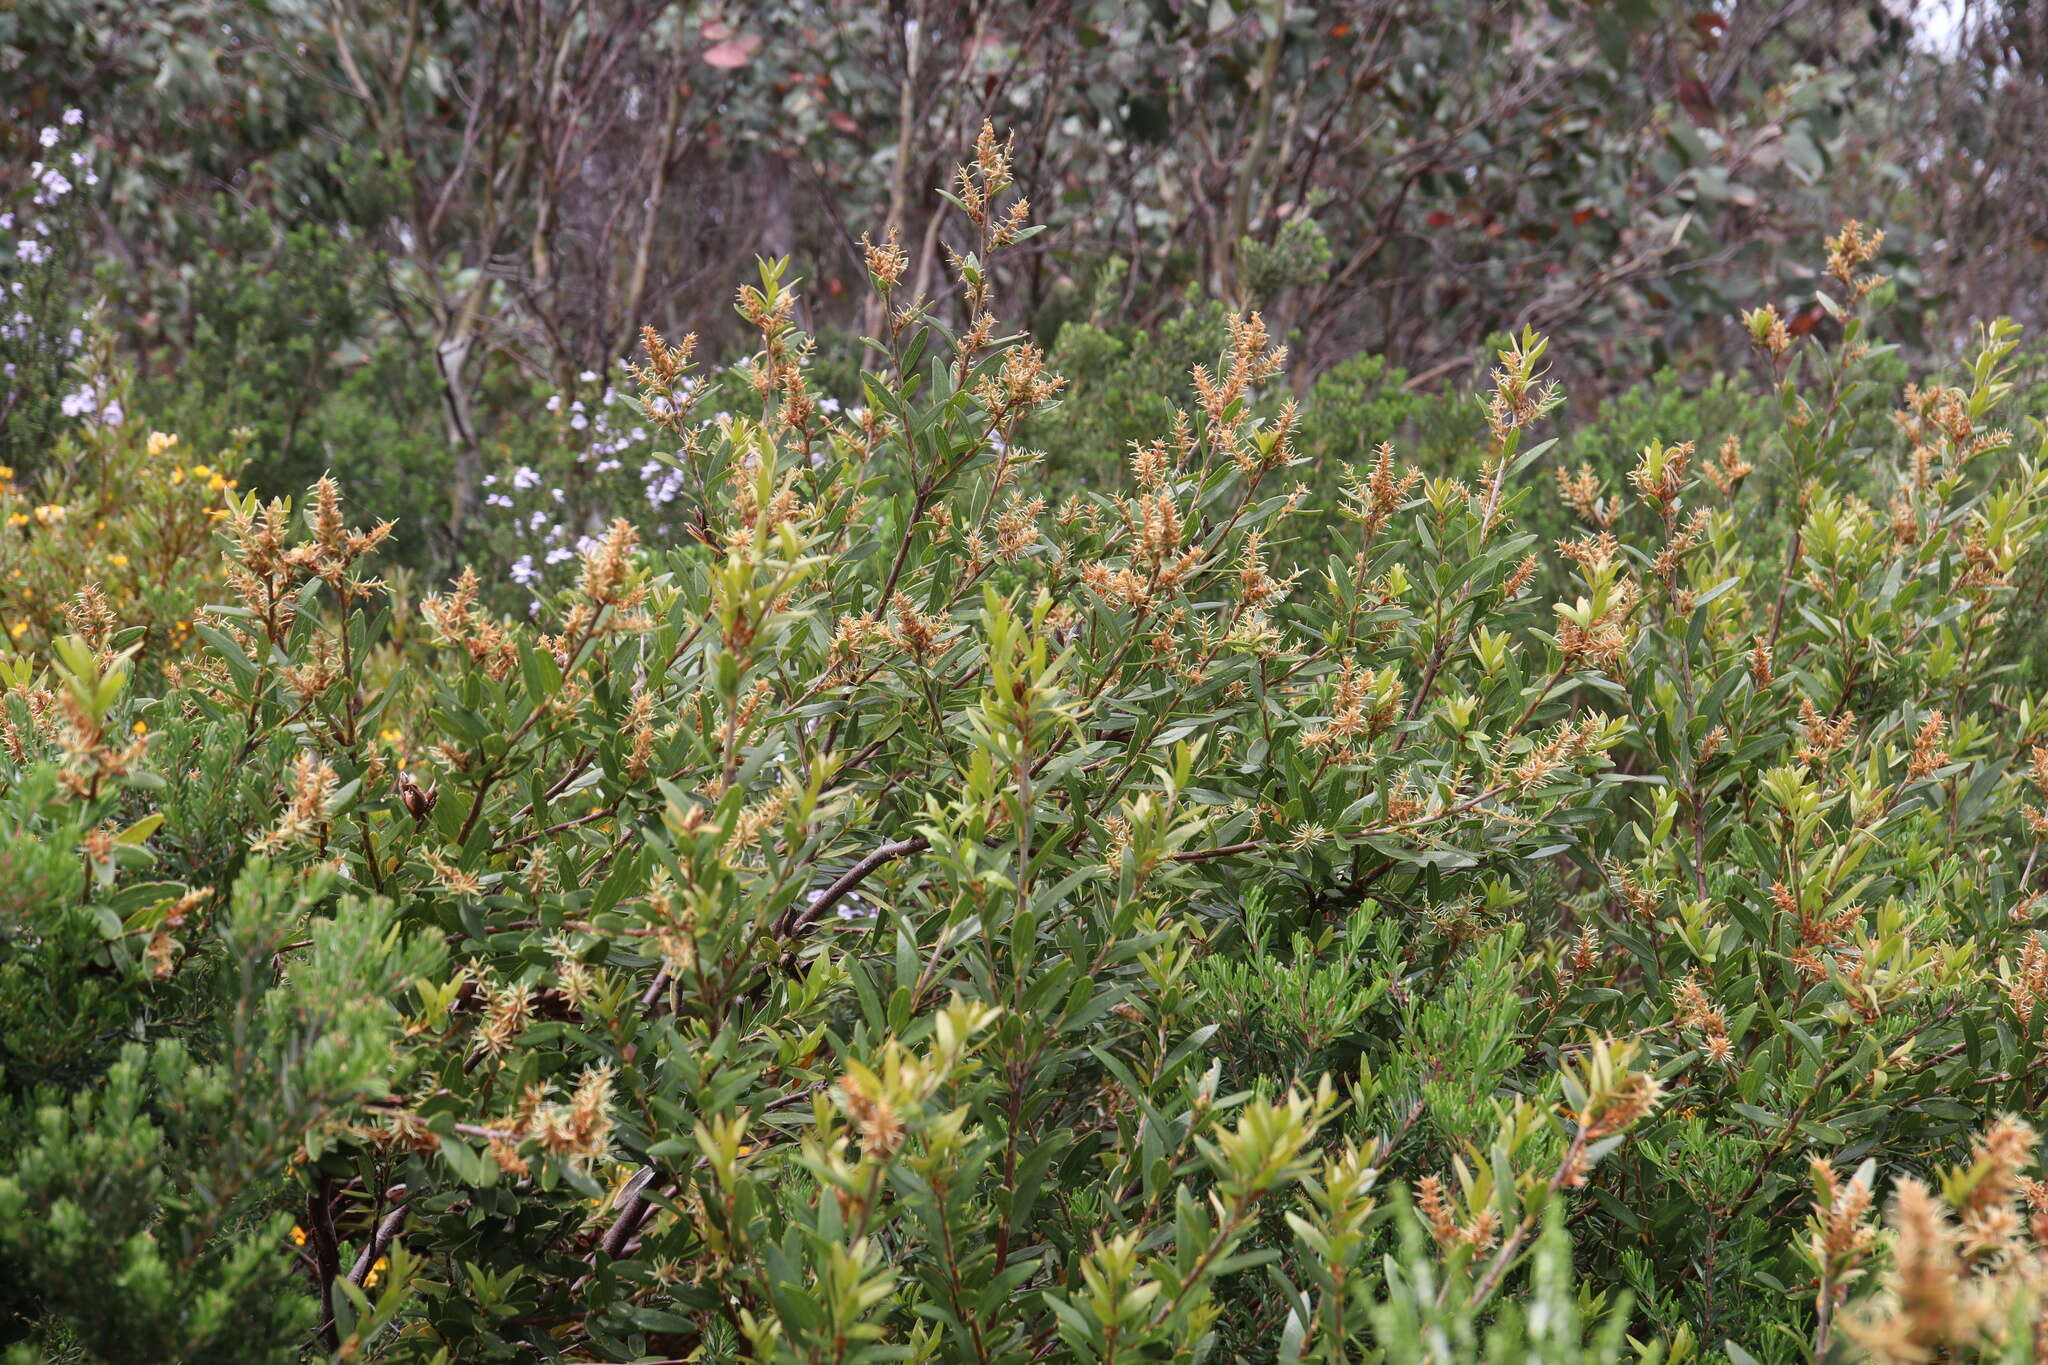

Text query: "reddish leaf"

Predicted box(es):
[828, 110, 859, 134]
[702, 33, 762, 69]
[1788, 304, 1824, 336]
[1677, 75, 1715, 123]
[1426, 210, 1456, 228]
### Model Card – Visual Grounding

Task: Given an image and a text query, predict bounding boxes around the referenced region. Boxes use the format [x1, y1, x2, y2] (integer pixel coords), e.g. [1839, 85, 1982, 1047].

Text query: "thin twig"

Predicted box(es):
[348, 1201, 410, 1287]
[775, 834, 931, 937]
[639, 967, 673, 1012]
[599, 1166, 664, 1260]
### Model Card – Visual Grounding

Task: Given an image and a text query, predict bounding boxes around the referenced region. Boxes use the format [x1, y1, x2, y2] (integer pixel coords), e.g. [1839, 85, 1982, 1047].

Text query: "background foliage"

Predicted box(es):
[6, 0, 2048, 565]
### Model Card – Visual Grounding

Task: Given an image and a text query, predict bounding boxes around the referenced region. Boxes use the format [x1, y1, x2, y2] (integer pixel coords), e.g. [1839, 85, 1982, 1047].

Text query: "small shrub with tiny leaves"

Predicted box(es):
[7, 126, 2048, 1365]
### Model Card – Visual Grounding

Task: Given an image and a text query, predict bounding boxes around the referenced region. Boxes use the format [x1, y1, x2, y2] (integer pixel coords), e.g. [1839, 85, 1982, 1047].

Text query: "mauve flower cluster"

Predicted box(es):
[474, 368, 865, 611]
[479, 370, 724, 612]
[8, 109, 93, 269]
[3, 110, 113, 425]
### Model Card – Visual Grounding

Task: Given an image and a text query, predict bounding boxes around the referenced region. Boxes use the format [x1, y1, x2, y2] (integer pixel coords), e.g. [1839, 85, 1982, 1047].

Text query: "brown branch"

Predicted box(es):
[599, 1166, 664, 1259]
[348, 1196, 410, 1288]
[306, 1179, 343, 1350]
[638, 967, 673, 1013]
[1170, 840, 1264, 863]
[775, 834, 932, 937]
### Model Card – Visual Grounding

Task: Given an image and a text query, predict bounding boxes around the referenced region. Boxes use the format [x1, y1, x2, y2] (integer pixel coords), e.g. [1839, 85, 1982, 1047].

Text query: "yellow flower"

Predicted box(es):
[365, 1254, 388, 1289]
[170, 467, 186, 486]
[131, 720, 148, 736]
[7, 513, 25, 528]
[147, 432, 179, 457]
[0, 464, 13, 480]
[289, 1224, 308, 1247]
[109, 553, 128, 568]
[32, 504, 64, 526]
[190, 463, 213, 481]
[379, 728, 405, 746]
[8, 622, 26, 639]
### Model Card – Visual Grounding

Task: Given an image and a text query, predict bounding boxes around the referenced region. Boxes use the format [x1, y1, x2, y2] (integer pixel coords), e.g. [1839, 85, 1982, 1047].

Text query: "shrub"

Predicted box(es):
[0, 344, 243, 664]
[1, 106, 94, 462]
[122, 213, 459, 570]
[4, 132, 2048, 1365]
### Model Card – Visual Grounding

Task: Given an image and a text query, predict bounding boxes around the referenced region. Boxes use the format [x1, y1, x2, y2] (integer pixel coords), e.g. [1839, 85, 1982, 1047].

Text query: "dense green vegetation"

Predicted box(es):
[6, 4, 2048, 1363]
